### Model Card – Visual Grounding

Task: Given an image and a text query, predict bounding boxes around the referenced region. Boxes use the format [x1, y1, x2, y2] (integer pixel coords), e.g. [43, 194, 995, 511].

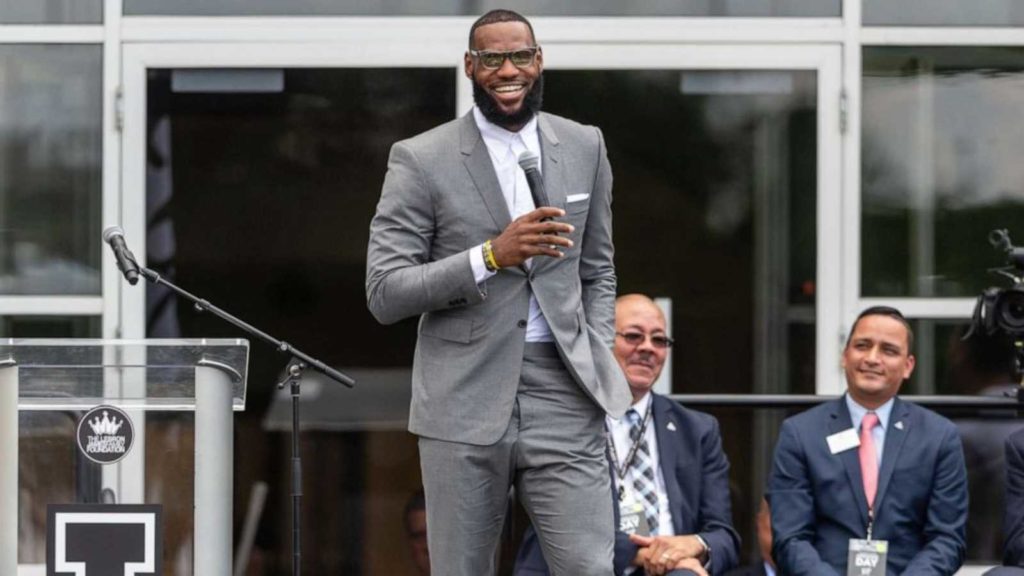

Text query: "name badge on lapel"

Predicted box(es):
[847, 539, 887, 576]
[827, 427, 860, 455]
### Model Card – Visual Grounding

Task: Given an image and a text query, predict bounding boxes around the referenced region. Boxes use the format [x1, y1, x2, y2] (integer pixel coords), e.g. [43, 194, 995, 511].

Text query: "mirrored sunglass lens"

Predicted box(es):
[510, 50, 534, 66]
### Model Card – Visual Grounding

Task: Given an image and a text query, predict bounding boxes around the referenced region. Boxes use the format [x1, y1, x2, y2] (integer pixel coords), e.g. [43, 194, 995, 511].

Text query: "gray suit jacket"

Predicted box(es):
[366, 111, 630, 445]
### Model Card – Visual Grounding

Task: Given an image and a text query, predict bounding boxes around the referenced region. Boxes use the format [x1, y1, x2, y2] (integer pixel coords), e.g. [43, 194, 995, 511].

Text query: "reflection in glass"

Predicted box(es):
[0, 45, 103, 295]
[0, 316, 100, 338]
[124, 0, 838, 17]
[0, 0, 101, 23]
[900, 320, 1017, 397]
[865, 0, 1024, 26]
[544, 69, 817, 396]
[862, 48, 1024, 297]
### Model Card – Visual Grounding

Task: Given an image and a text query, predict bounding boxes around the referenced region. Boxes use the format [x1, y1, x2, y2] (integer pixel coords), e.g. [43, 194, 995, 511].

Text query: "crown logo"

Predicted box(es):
[88, 411, 124, 436]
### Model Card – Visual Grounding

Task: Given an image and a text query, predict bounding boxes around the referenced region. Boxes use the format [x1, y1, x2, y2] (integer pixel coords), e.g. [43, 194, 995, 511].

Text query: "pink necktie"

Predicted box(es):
[859, 412, 880, 508]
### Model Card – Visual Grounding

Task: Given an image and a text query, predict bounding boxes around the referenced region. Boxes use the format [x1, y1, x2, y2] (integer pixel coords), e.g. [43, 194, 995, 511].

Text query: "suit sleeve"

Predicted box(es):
[1004, 433, 1024, 567]
[698, 418, 742, 575]
[366, 141, 484, 324]
[579, 127, 617, 346]
[768, 420, 841, 576]
[901, 425, 967, 576]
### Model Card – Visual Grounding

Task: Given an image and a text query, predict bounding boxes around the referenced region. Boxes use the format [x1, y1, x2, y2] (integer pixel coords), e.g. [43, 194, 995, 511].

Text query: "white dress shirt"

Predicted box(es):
[468, 106, 552, 342]
[607, 392, 675, 536]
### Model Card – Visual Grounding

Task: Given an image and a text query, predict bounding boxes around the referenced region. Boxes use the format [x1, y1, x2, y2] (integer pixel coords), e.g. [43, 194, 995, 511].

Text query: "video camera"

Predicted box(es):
[966, 229, 1024, 384]
[967, 230, 1024, 339]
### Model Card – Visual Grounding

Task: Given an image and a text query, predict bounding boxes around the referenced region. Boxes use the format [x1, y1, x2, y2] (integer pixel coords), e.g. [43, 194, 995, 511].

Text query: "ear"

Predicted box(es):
[902, 354, 916, 380]
[464, 52, 473, 79]
[535, 46, 544, 72]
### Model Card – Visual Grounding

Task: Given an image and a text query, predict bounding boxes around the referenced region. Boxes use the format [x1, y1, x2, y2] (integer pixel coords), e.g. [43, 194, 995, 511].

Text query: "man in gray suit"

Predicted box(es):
[366, 9, 629, 576]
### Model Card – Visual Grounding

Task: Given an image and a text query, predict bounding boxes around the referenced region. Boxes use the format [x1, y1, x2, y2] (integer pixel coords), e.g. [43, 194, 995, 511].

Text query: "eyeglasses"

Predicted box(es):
[469, 47, 540, 70]
[616, 331, 674, 349]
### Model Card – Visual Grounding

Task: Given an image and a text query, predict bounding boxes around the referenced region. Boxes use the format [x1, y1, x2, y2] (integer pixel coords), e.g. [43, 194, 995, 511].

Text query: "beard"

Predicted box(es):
[472, 74, 544, 130]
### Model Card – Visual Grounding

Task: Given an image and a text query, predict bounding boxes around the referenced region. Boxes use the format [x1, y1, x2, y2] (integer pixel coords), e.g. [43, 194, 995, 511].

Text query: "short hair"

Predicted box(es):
[468, 9, 536, 49]
[403, 489, 426, 535]
[846, 306, 915, 352]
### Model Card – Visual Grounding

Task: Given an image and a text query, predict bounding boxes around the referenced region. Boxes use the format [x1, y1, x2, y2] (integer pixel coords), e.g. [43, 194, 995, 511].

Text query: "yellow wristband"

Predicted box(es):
[483, 240, 501, 272]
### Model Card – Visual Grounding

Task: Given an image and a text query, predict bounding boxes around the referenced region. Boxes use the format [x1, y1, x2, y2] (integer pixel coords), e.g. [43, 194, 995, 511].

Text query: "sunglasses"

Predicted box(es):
[616, 331, 674, 350]
[470, 47, 540, 70]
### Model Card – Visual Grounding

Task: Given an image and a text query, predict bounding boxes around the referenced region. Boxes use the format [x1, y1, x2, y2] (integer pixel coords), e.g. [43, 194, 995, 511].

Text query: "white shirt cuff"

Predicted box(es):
[470, 243, 497, 284]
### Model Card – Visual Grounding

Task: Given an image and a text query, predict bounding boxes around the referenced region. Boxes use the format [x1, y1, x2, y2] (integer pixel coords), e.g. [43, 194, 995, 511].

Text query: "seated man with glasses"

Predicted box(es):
[515, 294, 741, 576]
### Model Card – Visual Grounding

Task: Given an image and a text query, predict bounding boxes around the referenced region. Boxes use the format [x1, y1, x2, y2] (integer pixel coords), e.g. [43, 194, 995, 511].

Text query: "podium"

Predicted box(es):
[0, 338, 249, 575]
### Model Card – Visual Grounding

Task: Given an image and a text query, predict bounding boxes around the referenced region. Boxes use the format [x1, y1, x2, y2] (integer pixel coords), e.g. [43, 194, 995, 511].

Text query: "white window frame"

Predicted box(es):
[0, 7, 113, 330]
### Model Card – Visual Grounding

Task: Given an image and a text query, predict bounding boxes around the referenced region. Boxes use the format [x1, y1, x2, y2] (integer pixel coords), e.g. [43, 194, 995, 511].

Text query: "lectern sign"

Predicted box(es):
[76, 405, 135, 464]
[47, 504, 162, 576]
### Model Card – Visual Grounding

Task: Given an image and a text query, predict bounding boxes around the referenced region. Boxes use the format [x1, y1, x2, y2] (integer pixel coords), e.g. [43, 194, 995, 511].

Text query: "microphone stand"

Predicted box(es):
[133, 264, 354, 576]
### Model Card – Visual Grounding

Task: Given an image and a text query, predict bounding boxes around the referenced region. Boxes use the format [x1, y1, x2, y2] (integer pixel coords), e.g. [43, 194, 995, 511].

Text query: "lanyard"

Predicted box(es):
[866, 507, 875, 541]
[606, 401, 653, 501]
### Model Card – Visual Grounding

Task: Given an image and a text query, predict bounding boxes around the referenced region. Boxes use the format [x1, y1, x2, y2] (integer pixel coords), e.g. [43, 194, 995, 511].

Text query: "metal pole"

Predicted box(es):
[195, 361, 238, 576]
[0, 362, 16, 576]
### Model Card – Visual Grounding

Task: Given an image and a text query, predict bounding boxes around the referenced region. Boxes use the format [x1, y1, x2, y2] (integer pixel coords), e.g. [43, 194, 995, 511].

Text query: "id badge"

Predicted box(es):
[618, 496, 650, 536]
[847, 539, 887, 576]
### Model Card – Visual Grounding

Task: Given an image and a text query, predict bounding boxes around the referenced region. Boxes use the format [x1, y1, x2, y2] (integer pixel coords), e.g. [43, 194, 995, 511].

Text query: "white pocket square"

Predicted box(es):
[566, 193, 590, 203]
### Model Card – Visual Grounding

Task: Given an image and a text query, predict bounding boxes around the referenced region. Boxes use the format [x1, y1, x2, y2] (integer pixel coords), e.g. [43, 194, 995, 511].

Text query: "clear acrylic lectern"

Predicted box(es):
[0, 338, 248, 575]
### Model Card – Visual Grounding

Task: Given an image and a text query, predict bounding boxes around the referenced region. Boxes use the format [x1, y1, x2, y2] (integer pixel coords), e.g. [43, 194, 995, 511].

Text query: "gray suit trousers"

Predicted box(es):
[419, 343, 615, 576]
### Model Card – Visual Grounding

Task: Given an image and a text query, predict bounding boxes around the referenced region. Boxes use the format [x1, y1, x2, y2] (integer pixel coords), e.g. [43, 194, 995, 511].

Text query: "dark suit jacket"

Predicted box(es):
[514, 393, 741, 575]
[768, 396, 967, 576]
[723, 562, 770, 576]
[1003, 427, 1024, 567]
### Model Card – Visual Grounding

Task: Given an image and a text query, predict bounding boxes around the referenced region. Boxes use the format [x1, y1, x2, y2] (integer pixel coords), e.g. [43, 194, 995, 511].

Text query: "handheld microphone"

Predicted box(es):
[517, 150, 550, 210]
[102, 226, 140, 286]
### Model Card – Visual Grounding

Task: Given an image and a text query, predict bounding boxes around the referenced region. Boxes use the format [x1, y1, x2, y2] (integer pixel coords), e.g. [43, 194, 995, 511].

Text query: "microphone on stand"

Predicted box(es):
[103, 226, 141, 285]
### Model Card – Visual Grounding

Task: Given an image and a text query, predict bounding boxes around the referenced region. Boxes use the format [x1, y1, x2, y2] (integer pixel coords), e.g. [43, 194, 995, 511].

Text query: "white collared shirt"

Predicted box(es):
[845, 393, 895, 466]
[468, 106, 552, 342]
[607, 392, 675, 538]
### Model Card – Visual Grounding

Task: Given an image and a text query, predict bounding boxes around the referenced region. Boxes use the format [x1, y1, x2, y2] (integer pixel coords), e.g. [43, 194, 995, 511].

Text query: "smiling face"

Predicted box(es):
[842, 314, 916, 409]
[613, 296, 669, 403]
[464, 21, 543, 131]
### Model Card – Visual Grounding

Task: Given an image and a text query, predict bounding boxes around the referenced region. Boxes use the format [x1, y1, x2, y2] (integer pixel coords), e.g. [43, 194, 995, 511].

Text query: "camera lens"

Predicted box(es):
[996, 288, 1024, 333]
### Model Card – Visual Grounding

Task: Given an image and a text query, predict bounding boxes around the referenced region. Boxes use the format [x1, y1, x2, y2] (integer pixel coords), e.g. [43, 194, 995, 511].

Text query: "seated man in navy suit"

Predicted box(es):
[515, 294, 740, 576]
[768, 306, 967, 575]
[987, 428, 1024, 575]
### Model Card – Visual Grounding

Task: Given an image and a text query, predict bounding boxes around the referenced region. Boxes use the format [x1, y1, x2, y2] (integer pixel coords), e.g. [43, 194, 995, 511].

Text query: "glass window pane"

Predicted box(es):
[862, 47, 1024, 297]
[0, 315, 100, 337]
[0, 45, 103, 296]
[124, 0, 837, 17]
[865, 0, 1024, 26]
[900, 319, 1017, 396]
[0, 0, 101, 24]
[544, 69, 818, 395]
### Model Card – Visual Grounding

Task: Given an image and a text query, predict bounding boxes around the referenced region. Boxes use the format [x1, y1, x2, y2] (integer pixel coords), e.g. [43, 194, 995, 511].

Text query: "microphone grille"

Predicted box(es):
[102, 226, 125, 242]
[517, 150, 540, 171]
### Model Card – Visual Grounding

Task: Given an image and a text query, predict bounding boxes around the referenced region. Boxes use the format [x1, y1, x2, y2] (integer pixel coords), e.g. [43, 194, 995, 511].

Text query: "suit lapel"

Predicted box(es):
[829, 398, 870, 529]
[652, 395, 686, 535]
[531, 114, 566, 274]
[460, 113, 511, 233]
[874, 397, 911, 512]
[537, 113, 566, 211]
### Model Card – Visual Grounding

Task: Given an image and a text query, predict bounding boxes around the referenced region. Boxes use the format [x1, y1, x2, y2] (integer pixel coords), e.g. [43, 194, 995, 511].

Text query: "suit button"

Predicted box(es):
[517, 319, 527, 328]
